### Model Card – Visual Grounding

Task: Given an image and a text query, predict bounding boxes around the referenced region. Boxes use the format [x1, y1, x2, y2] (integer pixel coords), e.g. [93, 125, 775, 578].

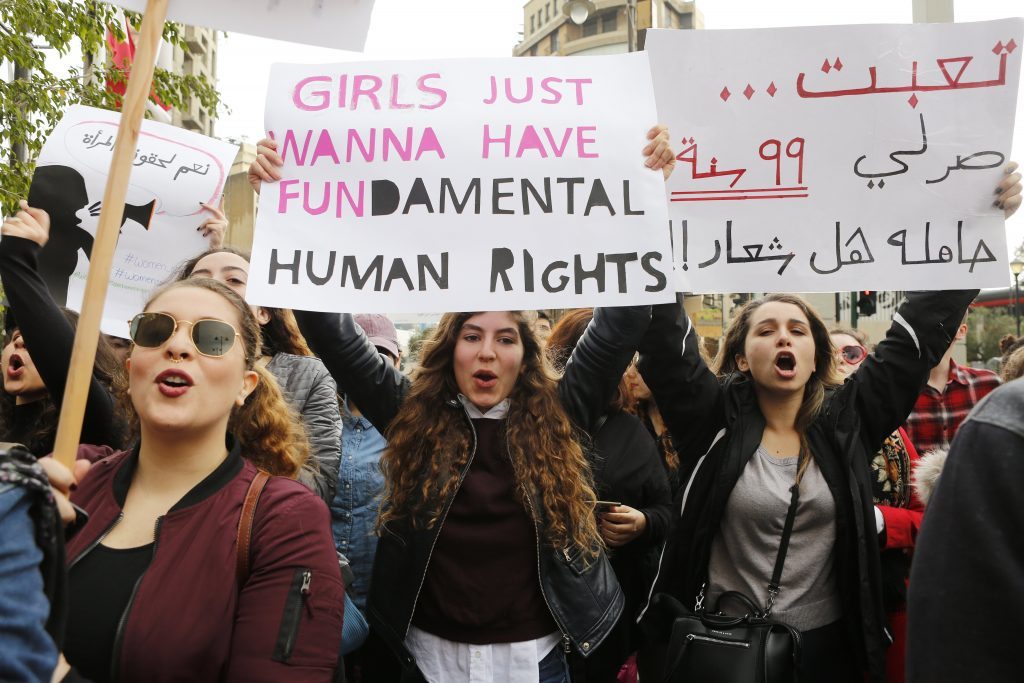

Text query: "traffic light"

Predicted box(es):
[857, 291, 878, 316]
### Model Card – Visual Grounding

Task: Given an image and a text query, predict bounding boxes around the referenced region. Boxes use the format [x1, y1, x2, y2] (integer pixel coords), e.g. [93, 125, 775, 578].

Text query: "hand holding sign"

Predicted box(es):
[2, 201, 51, 247]
[998, 161, 1022, 217]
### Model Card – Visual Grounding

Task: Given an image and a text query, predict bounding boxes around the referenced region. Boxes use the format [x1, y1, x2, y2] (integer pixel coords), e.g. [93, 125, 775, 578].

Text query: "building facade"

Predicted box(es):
[170, 25, 218, 136]
[514, 0, 703, 57]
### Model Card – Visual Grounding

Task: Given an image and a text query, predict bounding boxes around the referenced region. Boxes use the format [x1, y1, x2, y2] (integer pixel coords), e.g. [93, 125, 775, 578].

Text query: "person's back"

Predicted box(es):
[907, 378, 1024, 682]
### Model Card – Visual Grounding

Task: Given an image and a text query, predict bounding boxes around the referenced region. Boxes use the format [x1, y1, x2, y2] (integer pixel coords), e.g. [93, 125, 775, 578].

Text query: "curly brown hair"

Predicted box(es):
[121, 278, 309, 477]
[0, 308, 126, 455]
[378, 311, 603, 557]
[174, 247, 313, 357]
[715, 294, 843, 483]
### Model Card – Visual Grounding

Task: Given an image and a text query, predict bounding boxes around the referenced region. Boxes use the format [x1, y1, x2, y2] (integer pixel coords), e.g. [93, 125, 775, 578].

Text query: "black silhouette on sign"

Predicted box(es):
[27, 165, 155, 305]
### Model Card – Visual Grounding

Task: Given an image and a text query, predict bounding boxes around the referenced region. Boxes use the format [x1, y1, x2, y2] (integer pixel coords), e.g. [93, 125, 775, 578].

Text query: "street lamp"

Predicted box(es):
[562, 0, 596, 25]
[1011, 258, 1024, 336]
[562, 0, 637, 52]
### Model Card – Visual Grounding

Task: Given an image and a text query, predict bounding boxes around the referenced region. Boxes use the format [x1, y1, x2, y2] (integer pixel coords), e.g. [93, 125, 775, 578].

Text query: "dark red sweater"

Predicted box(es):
[67, 443, 344, 682]
[412, 418, 556, 643]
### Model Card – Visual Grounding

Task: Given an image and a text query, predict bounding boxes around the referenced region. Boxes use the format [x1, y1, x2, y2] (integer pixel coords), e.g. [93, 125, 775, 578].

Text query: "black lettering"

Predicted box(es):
[542, 260, 570, 292]
[584, 179, 614, 216]
[371, 180, 400, 216]
[490, 248, 514, 292]
[402, 178, 434, 214]
[623, 180, 643, 215]
[641, 252, 668, 292]
[440, 178, 481, 214]
[305, 250, 336, 285]
[523, 249, 534, 292]
[605, 252, 638, 293]
[417, 253, 449, 291]
[573, 253, 606, 294]
[556, 177, 584, 214]
[492, 178, 514, 215]
[340, 254, 384, 290]
[269, 249, 301, 285]
[384, 258, 415, 291]
[521, 178, 552, 214]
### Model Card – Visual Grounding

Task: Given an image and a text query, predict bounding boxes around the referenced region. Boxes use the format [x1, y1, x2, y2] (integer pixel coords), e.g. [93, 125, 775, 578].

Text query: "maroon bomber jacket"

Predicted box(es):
[67, 441, 344, 682]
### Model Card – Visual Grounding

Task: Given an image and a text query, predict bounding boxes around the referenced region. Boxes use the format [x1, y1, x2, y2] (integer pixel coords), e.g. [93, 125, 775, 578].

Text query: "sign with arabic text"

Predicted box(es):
[21, 105, 238, 337]
[247, 53, 674, 313]
[106, 0, 374, 51]
[646, 19, 1022, 293]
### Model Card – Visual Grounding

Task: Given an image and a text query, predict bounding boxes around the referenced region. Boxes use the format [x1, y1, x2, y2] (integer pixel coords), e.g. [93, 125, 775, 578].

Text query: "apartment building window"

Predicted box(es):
[544, 3, 550, 23]
[530, 15, 535, 33]
[582, 17, 598, 37]
[603, 11, 617, 32]
[550, 30, 559, 52]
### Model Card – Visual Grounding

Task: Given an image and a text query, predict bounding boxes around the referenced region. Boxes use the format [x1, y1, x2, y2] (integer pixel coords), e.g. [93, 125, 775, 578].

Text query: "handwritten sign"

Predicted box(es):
[646, 18, 1023, 293]
[23, 104, 237, 337]
[106, 0, 374, 51]
[246, 53, 675, 313]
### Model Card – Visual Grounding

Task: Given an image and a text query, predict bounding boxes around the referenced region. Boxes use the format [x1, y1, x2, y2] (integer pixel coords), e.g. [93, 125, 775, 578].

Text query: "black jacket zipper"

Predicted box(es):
[67, 512, 124, 571]
[273, 568, 313, 662]
[110, 515, 163, 683]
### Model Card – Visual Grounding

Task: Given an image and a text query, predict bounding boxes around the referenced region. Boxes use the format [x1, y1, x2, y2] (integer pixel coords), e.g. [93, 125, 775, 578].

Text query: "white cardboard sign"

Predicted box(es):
[106, 0, 374, 51]
[646, 19, 1023, 293]
[247, 53, 675, 313]
[24, 105, 238, 337]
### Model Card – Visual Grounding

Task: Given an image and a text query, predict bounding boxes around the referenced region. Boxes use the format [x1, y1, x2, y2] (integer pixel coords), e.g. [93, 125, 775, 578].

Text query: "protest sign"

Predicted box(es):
[106, 0, 374, 51]
[247, 53, 675, 313]
[24, 104, 238, 337]
[646, 19, 1023, 293]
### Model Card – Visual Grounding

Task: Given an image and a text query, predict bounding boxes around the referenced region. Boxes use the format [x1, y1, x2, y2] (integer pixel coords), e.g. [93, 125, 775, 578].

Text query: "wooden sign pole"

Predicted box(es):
[51, 0, 169, 468]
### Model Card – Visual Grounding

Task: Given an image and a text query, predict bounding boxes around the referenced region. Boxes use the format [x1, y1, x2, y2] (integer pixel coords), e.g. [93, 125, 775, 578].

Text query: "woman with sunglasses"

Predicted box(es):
[830, 326, 922, 683]
[171, 247, 342, 503]
[248, 127, 675, 682]
[0, 201, 126, 456]
[46, 270, 345, 682]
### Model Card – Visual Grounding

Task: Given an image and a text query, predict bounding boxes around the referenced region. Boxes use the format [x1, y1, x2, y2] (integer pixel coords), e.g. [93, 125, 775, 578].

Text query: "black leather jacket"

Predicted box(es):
[294, 307, 651, 677]
[635, 291, 977, 682]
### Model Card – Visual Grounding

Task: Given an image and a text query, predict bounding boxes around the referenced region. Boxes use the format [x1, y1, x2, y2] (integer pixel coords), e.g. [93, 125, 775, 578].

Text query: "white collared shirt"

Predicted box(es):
[407, 626, 562, 683]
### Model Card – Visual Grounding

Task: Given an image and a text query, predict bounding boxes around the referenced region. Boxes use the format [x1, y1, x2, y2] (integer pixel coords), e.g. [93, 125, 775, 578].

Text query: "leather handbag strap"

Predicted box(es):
[765, 482, 801, 616]
[236, 470, 270, 585]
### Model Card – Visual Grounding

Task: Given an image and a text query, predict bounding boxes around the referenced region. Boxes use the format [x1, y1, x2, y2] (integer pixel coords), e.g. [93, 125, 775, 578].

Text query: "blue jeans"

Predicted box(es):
[538, 644, 571, 683]
[0, 483, 57, 681]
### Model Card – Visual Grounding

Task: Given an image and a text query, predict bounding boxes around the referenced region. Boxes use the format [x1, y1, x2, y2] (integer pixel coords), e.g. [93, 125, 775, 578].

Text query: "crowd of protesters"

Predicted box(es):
[0, 108, 1023, 683]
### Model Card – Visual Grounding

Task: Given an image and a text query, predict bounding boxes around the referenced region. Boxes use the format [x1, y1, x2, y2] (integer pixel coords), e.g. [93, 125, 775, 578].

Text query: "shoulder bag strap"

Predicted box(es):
[236, 470, 271, 585]
[764, 481, 800, 617]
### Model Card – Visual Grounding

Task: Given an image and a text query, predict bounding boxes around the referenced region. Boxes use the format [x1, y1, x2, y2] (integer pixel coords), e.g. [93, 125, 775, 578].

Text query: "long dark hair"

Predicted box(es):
[173, 247, 312, 357]
[0, 308, 125, 455]
[378, 311, 603, 557]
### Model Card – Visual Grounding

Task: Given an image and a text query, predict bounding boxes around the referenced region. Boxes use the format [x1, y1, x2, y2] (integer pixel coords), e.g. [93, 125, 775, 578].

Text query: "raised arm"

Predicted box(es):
[290, 358, 341, 502]
[558, 305, 651, 434]
[0, 204, 121, 450]
[636, 297, 726, 468]
[293, 310, 408, 433]
[847, 289, 977, 453]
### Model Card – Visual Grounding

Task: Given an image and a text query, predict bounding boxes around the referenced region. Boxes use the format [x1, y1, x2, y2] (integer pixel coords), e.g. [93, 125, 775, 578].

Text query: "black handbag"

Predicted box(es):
[658, 483, 803, 683]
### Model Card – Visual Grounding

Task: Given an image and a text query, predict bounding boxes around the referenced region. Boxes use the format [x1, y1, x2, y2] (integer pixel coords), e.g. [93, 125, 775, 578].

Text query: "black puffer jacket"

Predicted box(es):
[294, 306, 650, 679]
[635, 291, 976, 681]
[265, 352, 341, 502]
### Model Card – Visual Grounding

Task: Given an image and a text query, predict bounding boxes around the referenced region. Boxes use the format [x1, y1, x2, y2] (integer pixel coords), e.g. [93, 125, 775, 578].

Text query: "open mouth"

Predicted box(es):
[473, 370, 498, 388]
[774, 352, 797, 377]
[155, 369, 194, 395]
[9, 354, 24, 371]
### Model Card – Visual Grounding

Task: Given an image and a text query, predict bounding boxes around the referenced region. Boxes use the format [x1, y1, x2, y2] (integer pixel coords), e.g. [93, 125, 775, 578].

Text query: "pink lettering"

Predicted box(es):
[278, 179, 300, 213]
[351, 75, 383, 110]
[304, 182, 331, 215]
[346, 129, 375, 163]
[293, 76, 331, 111]
[577, 126, 598, 158]
[281, 130, 313, 165]
[515, 125, 547, 158]
[565, 77, 592, 105]
[540, 77, 563, 104]
[310, 130, 340, 165]
[482, 125, 512, 159]
[415, 127, 446, 160]
[544, 128, 573, 157]
[336, 181, 365, 218]
[389, 75, 413, 109]
[418, 74, 448, 109]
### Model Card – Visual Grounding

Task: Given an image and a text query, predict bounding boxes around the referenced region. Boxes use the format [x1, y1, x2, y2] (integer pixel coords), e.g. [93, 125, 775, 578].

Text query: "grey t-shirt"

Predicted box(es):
[707, 445, 841, 631]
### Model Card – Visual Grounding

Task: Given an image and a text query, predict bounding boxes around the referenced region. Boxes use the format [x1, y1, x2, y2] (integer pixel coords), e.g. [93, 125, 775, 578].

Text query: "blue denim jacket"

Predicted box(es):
[0, 482, 57, 681]
[330, 399, 387, 612]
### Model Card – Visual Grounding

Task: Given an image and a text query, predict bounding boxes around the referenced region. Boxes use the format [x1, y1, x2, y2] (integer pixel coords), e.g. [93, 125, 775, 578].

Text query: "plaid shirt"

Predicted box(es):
[903, 360, 1001, 454]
